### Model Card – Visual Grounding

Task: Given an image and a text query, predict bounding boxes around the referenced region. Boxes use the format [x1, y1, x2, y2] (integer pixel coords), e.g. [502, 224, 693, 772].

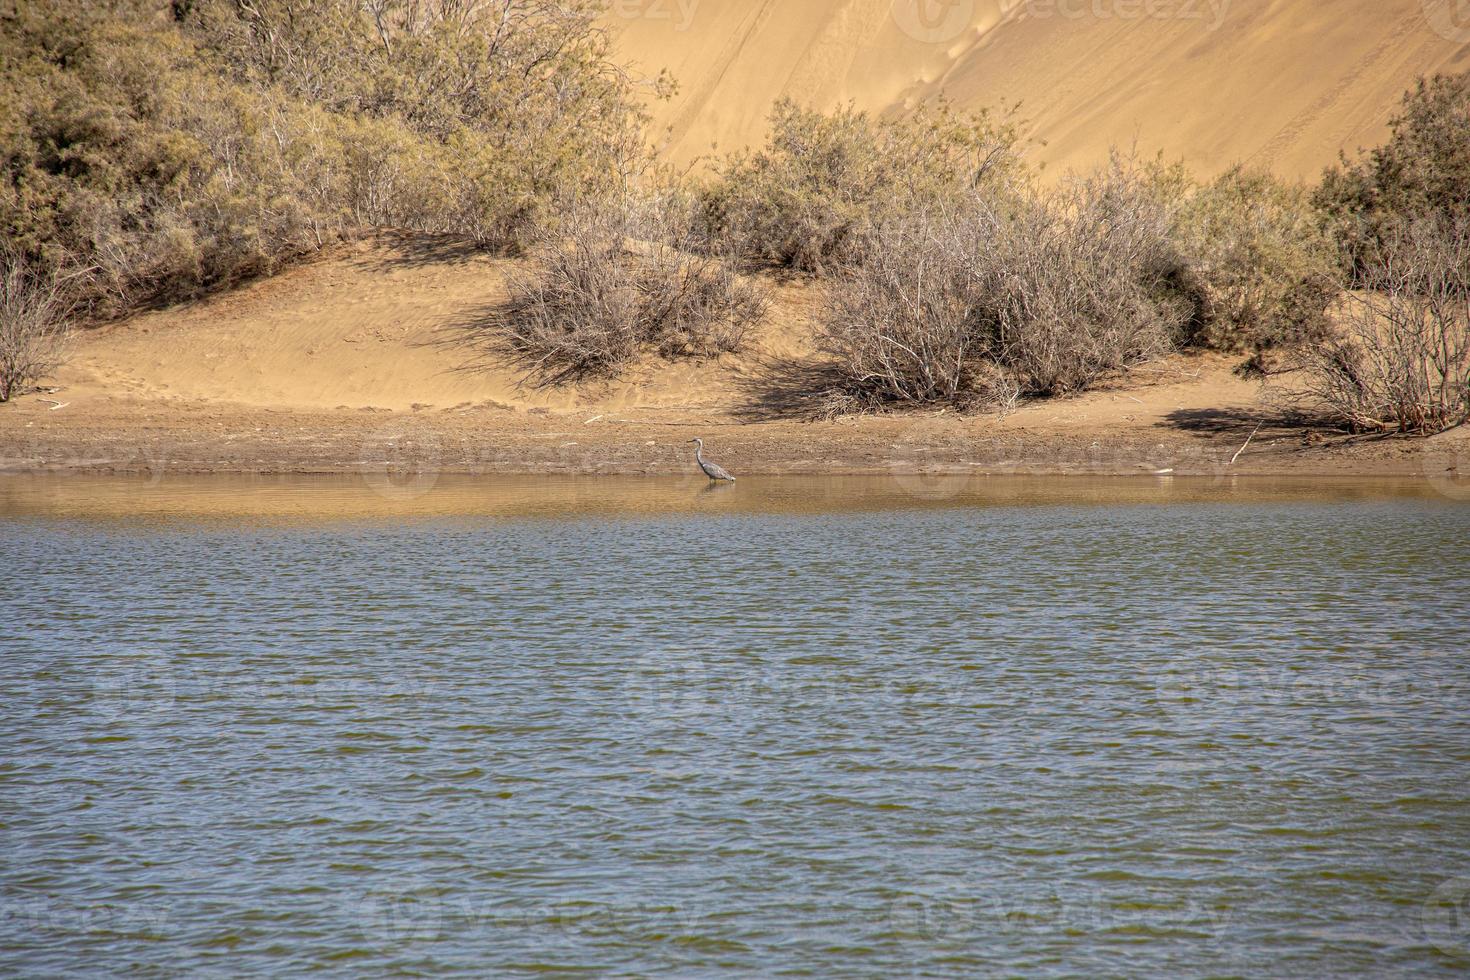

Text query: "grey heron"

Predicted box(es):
[688, 438, 735, 482]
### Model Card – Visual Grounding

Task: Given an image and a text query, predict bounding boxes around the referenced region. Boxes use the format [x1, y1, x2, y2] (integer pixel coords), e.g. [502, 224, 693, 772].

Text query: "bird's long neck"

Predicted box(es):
[694, 443, 704, 464]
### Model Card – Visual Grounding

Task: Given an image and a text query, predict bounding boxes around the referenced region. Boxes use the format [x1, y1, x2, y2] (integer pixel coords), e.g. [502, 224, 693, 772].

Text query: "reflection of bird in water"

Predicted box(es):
[688, 438, 735, 482]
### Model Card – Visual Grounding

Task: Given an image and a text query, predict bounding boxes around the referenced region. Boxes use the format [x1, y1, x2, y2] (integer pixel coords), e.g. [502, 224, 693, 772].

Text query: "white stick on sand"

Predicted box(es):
[1230, 421, 1264, 466]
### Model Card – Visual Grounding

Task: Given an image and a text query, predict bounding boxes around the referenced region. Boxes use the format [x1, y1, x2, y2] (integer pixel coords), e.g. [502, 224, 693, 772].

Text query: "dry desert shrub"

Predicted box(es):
[992, 157, 1190, 395]
[1288, 218, 1470, 434]
[819, 203, 1014, 408]
[1315, 72, 1470, 276]
[700, 99, 1030, 275]
[0, 253, 77, 403]
[637, 205, 769, 362]
[1, 0, 656, 315]
[817, 154, 1189, 409]
[494, 196, 767, 387]
[1175, 167, 1341, 353]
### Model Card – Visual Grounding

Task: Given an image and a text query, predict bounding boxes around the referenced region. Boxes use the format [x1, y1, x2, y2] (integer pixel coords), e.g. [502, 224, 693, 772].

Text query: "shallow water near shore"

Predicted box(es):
[0, 471, 1465, 521]
[3, 475, 1469, 975]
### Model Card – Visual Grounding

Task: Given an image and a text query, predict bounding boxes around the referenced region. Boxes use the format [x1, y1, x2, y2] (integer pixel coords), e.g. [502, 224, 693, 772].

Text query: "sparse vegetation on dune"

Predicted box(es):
[687, 103, 1358, 412]
[812, 152, 1340, 411]
[1, 0, 656, 316]
[1, 1, 1464, 439]
[697, 99, 1031, 275]
[784, 82, 1468, 429]
[1315, 73, 1470, 278]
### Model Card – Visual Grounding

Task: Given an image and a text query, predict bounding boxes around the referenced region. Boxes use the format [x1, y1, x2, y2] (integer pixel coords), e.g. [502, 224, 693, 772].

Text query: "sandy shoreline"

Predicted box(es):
[0, 238, 1463, 483]
[0, 394, 1456, 480]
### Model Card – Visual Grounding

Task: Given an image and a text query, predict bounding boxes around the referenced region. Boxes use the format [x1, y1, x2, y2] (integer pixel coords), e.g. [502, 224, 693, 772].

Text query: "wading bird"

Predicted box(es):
[688, 438, 735, 482]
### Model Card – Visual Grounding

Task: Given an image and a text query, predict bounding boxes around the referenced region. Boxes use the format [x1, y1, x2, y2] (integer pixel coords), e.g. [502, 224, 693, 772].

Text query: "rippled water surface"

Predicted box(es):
[3, 475, 1469, 976]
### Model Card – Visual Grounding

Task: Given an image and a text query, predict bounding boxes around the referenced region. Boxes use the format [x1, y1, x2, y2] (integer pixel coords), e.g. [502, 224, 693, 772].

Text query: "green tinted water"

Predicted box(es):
[2, 475, 1467, 975]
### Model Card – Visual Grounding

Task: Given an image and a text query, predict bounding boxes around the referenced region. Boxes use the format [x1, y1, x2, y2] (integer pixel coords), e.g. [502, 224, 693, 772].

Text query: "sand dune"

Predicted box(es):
[613, 0, 1470, 178]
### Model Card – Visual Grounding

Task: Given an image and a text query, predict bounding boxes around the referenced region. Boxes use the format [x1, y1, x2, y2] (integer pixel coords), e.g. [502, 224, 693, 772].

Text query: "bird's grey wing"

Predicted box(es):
[706, 462, 735, 481]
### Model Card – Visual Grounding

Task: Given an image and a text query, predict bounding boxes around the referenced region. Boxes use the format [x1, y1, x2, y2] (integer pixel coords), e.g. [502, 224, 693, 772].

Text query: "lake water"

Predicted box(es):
[2, 475, 1469, 975]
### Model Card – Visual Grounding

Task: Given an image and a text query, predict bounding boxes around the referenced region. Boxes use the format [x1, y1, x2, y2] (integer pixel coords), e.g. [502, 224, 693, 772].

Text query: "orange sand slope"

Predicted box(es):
[52, 237, 826, 416]
[611, 0, 1470, 178]
[51, 236, 1260, 428]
